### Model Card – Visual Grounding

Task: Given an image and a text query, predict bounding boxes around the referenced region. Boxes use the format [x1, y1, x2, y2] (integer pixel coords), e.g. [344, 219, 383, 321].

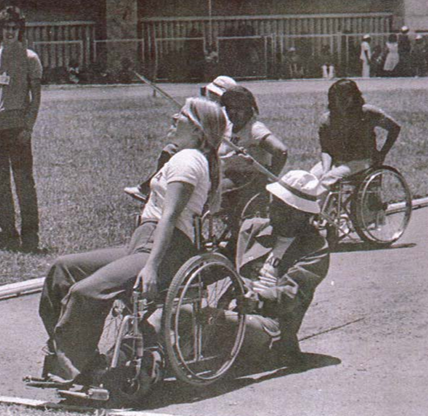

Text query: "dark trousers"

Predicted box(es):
[0, 128, 39, 240]
[39, 221, 197, 380]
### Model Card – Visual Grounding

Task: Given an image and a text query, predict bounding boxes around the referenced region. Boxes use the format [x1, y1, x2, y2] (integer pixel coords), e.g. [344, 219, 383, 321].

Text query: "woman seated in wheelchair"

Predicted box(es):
[36, 97, 226, 386]
[310, 78, 401, 206]
[218, 86, 288, 243]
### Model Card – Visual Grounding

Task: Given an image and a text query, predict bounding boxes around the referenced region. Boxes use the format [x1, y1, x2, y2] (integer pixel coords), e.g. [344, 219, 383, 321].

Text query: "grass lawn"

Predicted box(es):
[0, 81, 427, 285]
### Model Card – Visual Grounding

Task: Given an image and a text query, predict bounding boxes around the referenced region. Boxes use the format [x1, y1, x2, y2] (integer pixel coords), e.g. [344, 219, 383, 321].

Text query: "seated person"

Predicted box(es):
[125, 75, 237, 201]
[218, 86, 288, 235]
[230, 169, 329, 363]
[37, 97, 226, 384]
[310, 78, 400, 206]
[144, 170, 329, 372]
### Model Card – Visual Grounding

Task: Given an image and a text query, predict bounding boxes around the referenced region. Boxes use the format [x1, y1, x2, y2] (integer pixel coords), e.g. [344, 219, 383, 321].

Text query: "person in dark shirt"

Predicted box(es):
[398, 26, 412, 77]
[311, 79, 400, 199]
[227, 169, 329, 365]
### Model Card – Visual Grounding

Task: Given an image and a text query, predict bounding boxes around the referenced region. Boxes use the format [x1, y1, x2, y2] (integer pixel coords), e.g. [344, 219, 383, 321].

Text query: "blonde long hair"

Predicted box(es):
[182, 97, 226, 213]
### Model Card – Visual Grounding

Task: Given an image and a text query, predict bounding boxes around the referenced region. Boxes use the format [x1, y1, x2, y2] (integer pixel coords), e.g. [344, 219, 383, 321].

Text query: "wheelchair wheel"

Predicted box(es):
[239, 192, 269, 224]
[200, 210, 231, 249]
[163, 252, 246, 386]
[99, 301, 163, 407]
[353, 166, 412, 247]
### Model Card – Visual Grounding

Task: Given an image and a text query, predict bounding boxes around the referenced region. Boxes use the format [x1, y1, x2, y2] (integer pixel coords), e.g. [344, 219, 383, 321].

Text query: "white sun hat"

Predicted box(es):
[266, 170, 321, 214]
[206, 75, 237, 97]
[363, 34, 371, 40]
[401, 26, 409, 33]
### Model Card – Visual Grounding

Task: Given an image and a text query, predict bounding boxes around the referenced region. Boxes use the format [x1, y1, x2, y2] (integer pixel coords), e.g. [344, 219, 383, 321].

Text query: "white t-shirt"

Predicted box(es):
[360, 41, 371, 62]
[141, 149, 210, 240]
[219, 120, 272, 173]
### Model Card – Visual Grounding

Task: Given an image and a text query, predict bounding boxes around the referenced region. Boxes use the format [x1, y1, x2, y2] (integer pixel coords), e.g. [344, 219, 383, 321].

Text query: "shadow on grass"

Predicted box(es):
[139, 352, 341, 410]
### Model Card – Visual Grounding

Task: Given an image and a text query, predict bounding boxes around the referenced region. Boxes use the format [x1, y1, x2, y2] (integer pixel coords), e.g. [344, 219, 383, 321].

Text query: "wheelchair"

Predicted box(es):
[56, 210, 248, 407]
[317, 165, 412, 248]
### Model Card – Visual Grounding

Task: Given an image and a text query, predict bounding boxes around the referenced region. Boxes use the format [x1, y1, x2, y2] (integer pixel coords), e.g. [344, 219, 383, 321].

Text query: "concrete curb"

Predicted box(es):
[1, 196, 428, 301]
[0, 395, 176, 415]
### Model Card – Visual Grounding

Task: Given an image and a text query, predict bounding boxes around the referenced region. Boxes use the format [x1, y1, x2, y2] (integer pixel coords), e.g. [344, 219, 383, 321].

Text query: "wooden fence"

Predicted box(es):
[26, 21, 95, 69]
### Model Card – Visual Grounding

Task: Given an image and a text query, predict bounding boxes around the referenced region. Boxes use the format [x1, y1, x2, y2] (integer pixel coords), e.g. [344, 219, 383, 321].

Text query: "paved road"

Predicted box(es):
[1, 206, 427, 415]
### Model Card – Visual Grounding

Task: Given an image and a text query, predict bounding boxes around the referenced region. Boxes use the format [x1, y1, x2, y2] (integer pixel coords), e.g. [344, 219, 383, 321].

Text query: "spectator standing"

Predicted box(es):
[360, 34, 372, 77]
[398, 26, 412, 76]
[370, 45, 384, 77]
[67, 59, 80, 84]
[286, 47, 304, 79]
[383, 34, 400, 77]
[203, 43, 219, 82]
[0, 6, 42, 252]
[320, 45, 335, 79]
[411, 35, 427, 77]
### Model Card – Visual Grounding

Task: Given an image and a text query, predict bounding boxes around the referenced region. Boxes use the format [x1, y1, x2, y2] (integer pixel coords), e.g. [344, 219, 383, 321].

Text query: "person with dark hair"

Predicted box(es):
[37, 98, 226, 386]
[220, 86, 287, 187]
[311, 79, 400, 200]
[0, 6, 43, 252]
[219, 86, 288, 242]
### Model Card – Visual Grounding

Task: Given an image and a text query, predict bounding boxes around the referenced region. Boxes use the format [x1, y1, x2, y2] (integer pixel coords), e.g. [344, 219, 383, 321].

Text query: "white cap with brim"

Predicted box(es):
[206, 75, 237, 97]
[363, 34, 371, 40]
[266, 170, 321, 214]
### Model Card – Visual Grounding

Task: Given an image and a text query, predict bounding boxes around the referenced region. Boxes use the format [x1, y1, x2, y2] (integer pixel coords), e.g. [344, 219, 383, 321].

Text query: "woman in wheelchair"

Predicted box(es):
[310, 78, 401, 200]
[37, 97, 226, 385]
[217, 86, 288, 251]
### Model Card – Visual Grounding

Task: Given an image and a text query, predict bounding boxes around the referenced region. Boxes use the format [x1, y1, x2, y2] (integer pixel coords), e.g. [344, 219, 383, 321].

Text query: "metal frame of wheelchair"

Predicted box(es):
[318, 165, 412, 248]
[79, 213, 249, 407]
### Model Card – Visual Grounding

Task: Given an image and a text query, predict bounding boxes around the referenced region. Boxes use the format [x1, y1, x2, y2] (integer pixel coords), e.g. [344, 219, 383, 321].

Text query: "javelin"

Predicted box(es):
[133, 71, 279, 183]
[134, 71, 182, 109]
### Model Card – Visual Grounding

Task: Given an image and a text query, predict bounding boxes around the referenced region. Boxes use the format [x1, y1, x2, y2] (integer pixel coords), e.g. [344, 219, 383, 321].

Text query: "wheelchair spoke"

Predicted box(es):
[354, 167, 412, 246]
[163, 253, 246, 386]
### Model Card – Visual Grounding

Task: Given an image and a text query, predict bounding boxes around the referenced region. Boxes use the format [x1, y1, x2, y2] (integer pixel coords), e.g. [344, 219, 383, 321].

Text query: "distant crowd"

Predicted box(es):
[360, 26, 428, 78]
[40, 26, 428, 85]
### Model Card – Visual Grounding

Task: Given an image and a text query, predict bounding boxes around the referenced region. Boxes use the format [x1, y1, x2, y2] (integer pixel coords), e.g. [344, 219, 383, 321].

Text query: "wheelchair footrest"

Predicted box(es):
[23, 376, 73, 390]
[58, 386, 110, 402]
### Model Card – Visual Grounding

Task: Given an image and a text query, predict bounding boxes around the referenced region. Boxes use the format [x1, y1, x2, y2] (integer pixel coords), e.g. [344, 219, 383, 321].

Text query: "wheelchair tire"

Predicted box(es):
[353, 166, 412, 247]
[162, 252, 246, 386]
[99, 301, 163, 407]
[239, 192, 269, 224]
[200, 209, 231, 249]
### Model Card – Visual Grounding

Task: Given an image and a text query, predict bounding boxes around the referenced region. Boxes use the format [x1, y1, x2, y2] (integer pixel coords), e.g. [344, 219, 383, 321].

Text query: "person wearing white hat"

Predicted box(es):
[360, 34, 372, 77]
[398, 26, 412, 76]
[203, 75, 237, 103]
[411, 34, 427, 77]
[225, 169, 329, 366]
